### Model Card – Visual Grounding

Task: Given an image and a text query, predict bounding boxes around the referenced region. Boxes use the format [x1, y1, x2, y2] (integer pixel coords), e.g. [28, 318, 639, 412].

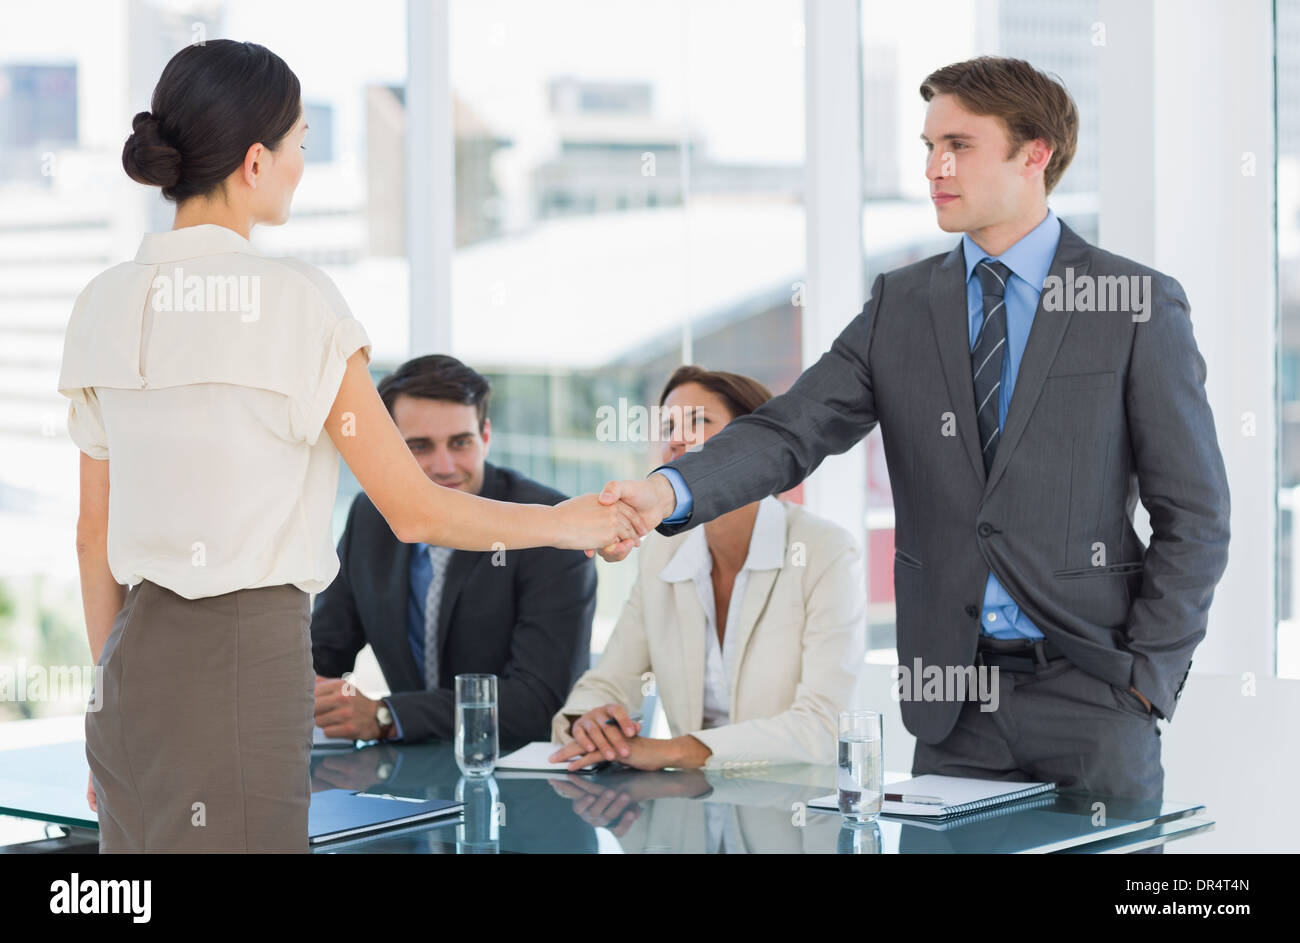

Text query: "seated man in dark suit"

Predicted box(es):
[311, 354, 596, 744]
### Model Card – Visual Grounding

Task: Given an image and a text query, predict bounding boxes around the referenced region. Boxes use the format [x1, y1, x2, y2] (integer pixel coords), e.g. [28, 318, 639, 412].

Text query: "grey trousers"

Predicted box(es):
[911, 656, 1164, 852]
[86, 579, 314, 853]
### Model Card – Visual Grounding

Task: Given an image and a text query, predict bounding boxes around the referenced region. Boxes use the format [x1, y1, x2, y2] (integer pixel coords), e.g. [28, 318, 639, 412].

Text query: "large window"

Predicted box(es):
[448, 0, 806, 647]
[0, 0, 808, 737]
[4, 0, 1283, 729]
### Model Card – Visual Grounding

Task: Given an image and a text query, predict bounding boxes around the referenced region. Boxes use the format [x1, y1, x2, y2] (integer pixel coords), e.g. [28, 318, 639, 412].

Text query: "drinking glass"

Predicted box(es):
[837, 709, 883, 824]
[455, 673, 498, 777]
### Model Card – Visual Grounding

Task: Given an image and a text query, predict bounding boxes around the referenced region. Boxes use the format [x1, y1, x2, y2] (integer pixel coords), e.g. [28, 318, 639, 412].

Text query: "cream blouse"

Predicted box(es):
[57, 223, 372, 599]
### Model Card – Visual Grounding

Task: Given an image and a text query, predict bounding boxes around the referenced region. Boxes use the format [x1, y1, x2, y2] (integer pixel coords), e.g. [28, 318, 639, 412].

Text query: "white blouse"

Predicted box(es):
[657, 496, 787, 730]
[57, 223, 372, 599]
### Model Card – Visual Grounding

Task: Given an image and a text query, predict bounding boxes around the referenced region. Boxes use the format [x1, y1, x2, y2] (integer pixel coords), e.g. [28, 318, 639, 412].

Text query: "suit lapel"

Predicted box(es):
[727, 502, 787, 709]
[983, 220, 1090, 495]
[727, 568, 779, 708]
[385, 541, 425, 690]
[435, 550, 484, 664]
[929, 243, 987, 487]
[672, 580, 707, 733]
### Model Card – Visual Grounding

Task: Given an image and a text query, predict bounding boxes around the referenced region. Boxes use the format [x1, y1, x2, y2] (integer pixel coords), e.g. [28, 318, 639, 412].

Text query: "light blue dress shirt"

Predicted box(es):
[963, 208, 1061, 639]
[656, 208, 1062, 640]
[657, 466, 694, 524]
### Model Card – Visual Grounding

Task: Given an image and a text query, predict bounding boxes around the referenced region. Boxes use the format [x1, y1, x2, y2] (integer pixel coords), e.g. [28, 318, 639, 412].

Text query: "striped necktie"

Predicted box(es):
[423, 545, 455, 689]
[971, 258, 1012, 474]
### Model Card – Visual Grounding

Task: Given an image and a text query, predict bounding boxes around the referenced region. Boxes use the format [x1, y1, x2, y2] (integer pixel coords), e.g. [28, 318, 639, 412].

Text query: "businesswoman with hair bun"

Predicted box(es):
[60, 39, 646, 853]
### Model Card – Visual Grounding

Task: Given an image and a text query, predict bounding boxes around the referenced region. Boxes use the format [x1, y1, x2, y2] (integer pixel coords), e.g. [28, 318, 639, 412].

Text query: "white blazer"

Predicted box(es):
[552, 499, 866, 770]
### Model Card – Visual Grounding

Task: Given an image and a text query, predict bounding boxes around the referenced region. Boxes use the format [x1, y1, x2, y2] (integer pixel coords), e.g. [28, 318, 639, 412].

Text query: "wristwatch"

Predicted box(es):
[375, 702, 395, 741]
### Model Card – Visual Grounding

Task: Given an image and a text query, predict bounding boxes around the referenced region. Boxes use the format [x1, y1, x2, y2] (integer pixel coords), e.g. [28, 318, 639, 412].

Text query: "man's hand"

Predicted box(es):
[314, 675, 382, 740]
[587, 474, 678, 562]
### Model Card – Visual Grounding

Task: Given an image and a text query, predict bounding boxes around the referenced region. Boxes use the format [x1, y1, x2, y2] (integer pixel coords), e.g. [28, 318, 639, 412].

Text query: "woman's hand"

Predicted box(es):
[550, 703, 642, 764]
[552, 735, 691, 773]
[86, 771, 97, 813]
[551, 494, 649, 552]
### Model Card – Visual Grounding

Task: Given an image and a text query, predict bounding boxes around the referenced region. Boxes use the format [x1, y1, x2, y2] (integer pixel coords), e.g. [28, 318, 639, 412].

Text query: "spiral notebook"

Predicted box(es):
[809, 774, 1056, 818]
[879, 793, 1059, 830]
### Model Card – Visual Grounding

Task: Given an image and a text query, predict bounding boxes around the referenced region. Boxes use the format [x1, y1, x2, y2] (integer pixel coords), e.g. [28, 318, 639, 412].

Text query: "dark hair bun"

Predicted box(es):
[122, 110, 182, 190]
[124, 41, 301, 203]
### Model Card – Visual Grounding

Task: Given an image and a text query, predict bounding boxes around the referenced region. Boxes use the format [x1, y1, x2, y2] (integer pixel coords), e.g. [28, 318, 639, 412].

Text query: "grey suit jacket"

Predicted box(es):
[655, 219, 1230, 744]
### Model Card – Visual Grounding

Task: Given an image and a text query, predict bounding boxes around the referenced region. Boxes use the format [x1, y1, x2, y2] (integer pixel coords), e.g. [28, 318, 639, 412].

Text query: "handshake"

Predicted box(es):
[554, 472, 679, 563]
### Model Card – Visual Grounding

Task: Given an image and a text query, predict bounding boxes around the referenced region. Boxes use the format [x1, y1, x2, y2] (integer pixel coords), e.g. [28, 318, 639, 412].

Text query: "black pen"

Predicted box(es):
[603, 712, 643, 730]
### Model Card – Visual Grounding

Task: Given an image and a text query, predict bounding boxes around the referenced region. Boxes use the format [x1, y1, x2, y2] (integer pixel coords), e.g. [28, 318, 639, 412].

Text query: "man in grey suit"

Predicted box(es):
[594, 57, 1230, 804]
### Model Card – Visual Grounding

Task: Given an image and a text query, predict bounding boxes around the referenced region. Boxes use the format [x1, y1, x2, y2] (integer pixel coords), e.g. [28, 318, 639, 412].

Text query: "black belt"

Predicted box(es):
[974, 636, 1067, 673]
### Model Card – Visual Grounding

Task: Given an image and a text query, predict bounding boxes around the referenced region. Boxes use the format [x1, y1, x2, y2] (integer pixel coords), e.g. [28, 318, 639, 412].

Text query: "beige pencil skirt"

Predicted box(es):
[86, 578, 314, 853]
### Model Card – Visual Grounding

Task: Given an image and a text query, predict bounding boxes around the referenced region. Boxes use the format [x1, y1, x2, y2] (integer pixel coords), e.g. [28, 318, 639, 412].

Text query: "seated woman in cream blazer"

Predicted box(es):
[550, 366, 866, 771]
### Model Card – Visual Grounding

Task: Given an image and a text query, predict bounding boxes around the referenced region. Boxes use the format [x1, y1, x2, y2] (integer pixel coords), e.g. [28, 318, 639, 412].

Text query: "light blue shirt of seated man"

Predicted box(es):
[653, 208, 1062, 641]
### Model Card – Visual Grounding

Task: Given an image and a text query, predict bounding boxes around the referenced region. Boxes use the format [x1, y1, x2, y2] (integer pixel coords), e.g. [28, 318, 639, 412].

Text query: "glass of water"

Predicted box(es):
[837, 710, 883, 824]
[455, 673, 498, 777]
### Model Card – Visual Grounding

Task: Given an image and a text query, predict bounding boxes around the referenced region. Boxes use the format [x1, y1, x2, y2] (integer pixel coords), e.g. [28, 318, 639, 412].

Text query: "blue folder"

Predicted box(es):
[308, 788, 462, 845]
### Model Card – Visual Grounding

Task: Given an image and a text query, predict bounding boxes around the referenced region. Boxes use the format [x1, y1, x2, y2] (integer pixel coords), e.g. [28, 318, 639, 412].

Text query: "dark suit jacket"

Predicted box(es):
[655, 219, 1230, 743]
[311, 462, 596, 743]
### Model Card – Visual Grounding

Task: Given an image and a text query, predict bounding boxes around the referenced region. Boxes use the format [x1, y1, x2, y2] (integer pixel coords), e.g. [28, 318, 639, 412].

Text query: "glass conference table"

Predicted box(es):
[0, 739, 1213, 854]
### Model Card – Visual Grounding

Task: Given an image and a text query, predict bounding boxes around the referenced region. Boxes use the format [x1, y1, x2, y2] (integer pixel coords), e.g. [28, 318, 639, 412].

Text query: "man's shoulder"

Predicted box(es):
[485, 463, 569, 507]
[1081, 242, 1184, 291]
[1054, 225, 1191, 317]
[1070, 232, 1151, 275]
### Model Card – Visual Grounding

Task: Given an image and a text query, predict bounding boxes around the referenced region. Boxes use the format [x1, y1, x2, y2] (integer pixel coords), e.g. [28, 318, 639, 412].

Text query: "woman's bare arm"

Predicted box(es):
[325, 350, 646, 551]
[76, 452, 124, 663]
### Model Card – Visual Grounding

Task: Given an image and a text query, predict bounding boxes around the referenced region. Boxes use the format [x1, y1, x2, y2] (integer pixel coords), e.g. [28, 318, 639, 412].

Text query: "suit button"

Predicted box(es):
[965, 605, 979, 618]
[977, 523, 994, 537]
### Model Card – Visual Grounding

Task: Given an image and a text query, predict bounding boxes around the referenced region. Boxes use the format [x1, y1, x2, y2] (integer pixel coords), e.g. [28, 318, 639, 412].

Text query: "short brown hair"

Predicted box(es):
[658, 365, 773, 418]
[377, 354, 492, 431]
[920, 56, 1078, 195]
